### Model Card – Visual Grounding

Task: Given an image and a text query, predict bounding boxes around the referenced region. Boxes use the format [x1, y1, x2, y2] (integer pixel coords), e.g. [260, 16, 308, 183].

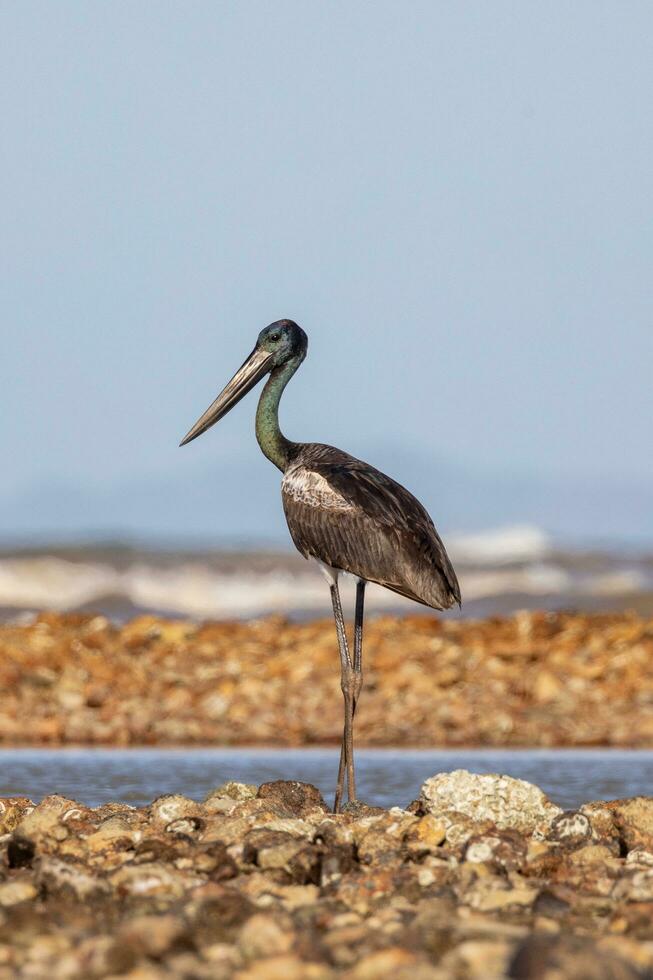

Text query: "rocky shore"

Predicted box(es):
[1, 771, 653, 978]
[0, 611, 651, 746]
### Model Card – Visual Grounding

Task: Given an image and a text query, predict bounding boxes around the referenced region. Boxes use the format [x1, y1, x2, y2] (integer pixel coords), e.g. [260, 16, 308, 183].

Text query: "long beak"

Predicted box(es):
[179, 346, 274, 447]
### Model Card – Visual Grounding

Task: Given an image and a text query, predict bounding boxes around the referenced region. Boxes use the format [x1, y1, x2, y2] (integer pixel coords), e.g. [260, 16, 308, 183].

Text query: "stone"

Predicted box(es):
[442, 812, 496, 849]
[149, 795, 201, 826]
[7, 836, 35, 868]
[462, 877, 539, 913]
[625, 850, 653, 866]
[206, 782, 258, 803]
[0, 880, 37, 907]
[404, 815, 447, 853]
[243, 829, 307, 870]
[604, 797, 653, 853]
[234, 954, 334, 980]
[109, 861, 202, 899]
[613, 869, 653, 902]
[237, 912, 295, 960]
[357, 829, 403, 866]
[15, 795, 78, 841]
[547, 810, 592, 844]
[118, 913, 188, 958]
[441, 939, 513, 979]
[0, 798, 34, 835]
[464, 831, 527, 870]
[344, 947, 423, 979]
[420, 771, 562, 835]
[84, 816, 139, 853]
[508, 934, 642, 979]
[256, 781, 328, 817]
[191, 891, 257, 946]
[37, 857, 109, 900]
[568, 844, 616, 866]
[205, 783, 258, 814]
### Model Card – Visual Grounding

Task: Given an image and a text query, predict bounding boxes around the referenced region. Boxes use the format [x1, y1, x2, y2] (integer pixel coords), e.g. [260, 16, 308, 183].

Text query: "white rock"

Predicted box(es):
[420, 770, 562, 835]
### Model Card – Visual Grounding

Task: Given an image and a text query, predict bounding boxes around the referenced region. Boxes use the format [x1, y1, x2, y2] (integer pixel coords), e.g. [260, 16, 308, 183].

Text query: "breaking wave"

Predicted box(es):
[0, 525, 650, 620]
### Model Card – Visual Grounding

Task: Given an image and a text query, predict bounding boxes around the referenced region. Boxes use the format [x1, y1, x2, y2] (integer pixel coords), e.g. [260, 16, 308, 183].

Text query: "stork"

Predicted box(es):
[180, 320, 460, 812]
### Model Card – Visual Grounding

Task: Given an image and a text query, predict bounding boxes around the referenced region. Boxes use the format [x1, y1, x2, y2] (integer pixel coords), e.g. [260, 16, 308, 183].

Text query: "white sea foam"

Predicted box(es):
[448, 524, 551, 565]
[0, 530, 649, 620]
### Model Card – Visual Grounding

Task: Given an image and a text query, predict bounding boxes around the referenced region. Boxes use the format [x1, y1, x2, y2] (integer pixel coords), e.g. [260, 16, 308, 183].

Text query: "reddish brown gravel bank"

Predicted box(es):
[1, 772, 653, 978]
[0, 611, 651, 746]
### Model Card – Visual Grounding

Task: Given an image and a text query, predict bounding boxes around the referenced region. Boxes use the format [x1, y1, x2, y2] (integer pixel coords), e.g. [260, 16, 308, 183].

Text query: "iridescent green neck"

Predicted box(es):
[255, 358, 300, 472]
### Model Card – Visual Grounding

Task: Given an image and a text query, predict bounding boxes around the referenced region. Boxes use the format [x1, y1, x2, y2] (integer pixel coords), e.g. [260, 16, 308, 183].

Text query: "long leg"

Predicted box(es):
[335, 579, 365, 806]
[330, 579, 357, 813]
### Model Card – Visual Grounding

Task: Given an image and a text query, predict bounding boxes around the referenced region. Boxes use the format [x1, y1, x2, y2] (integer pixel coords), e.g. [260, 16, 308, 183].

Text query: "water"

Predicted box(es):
[2, 530, 653, 623]
[1, 748, 652, 810]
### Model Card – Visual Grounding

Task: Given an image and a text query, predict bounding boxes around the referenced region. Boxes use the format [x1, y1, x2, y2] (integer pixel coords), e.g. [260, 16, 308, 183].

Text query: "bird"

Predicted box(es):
[180, 319, 460, 812]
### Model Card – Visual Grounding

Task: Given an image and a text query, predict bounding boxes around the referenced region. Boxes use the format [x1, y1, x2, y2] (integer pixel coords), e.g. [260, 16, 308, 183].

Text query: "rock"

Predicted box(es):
[442, 812, 496, 849]
[109, 861, 202, 899]
[237, 912, 295, 959]
[579, 802, 621, 849]
[625, 849, 653, 866]
[2, 770, 653, 977]
[420, 771, 562, 835]
[76, 934, 137, 977]
[207, 782, 258, 803]
[242, 828, 320, 884]
[149, 794, 201, 826]
[83, 816, 140, 853]
[568, 844, 616, 866]
[464, 831, 527, 870]
[190, 891, 257, 946]
[166, 816, 204, 836]
[604, 797, 653, 853]
[341, 801, 386, 818]
[441, 939, 513, 979]
[0, 798, 34, 835]
[547, 810, 592, 844]
[4, 611, 653, 752]
[404, 815, 447, 854]
[243, 829, 305, 867]
[318, 843, 357, 887]
[509, 934, 642, 979]
[0, 880, 37, 906]
[234, 954, 334, 979]
[356, 829, 403, 866]
[462, 876, 539, 913]
[37, 856, 109, 900]
[613, 869, 653, 902]
[256, 781, 328, 817]
[7, 835, 36, 868]
[118, 913, 188, 958]
[344, 947, 423, 979]
[205, 783, 258, 814]
[15, 795, 79, 842]
[257, 817, 314, 839]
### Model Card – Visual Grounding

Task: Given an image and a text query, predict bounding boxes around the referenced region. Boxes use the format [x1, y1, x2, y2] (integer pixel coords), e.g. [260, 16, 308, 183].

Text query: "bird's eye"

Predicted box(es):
[269, 333, 281, 342]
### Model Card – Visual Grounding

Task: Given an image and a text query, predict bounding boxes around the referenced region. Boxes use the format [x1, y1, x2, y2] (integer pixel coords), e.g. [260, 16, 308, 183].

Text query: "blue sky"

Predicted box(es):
[1, 2, 651, 540]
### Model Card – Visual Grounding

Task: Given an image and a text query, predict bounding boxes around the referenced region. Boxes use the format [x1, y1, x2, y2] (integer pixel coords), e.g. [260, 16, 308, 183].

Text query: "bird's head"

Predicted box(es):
[179, 319, 307, 447]
[256, 319, 308, 368]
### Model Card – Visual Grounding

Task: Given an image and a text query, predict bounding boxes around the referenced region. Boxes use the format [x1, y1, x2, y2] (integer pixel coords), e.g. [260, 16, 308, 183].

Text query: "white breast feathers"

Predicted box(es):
[282, 467, 353, 512]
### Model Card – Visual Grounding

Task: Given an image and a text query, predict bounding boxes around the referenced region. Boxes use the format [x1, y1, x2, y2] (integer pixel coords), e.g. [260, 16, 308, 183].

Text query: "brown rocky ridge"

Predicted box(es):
[0, 610, 651, 746]
[1, 771, 653, 977]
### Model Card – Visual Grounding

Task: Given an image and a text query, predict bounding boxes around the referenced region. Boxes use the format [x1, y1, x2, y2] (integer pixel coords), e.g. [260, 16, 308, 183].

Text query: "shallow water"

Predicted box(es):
[1, 747, 652, 810]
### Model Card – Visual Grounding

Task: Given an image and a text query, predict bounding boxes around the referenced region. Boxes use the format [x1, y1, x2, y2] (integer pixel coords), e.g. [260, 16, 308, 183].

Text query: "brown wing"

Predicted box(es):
[281, 444, 460, 610]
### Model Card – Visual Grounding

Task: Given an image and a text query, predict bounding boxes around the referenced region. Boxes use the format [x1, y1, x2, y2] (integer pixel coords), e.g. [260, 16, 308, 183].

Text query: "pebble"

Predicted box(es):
[0, 770, 648, 976]
[1, 610, 652, 748]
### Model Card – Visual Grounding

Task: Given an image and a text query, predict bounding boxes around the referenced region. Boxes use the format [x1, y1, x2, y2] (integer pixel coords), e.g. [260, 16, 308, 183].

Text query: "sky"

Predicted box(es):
[1, 2, 652, 542]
